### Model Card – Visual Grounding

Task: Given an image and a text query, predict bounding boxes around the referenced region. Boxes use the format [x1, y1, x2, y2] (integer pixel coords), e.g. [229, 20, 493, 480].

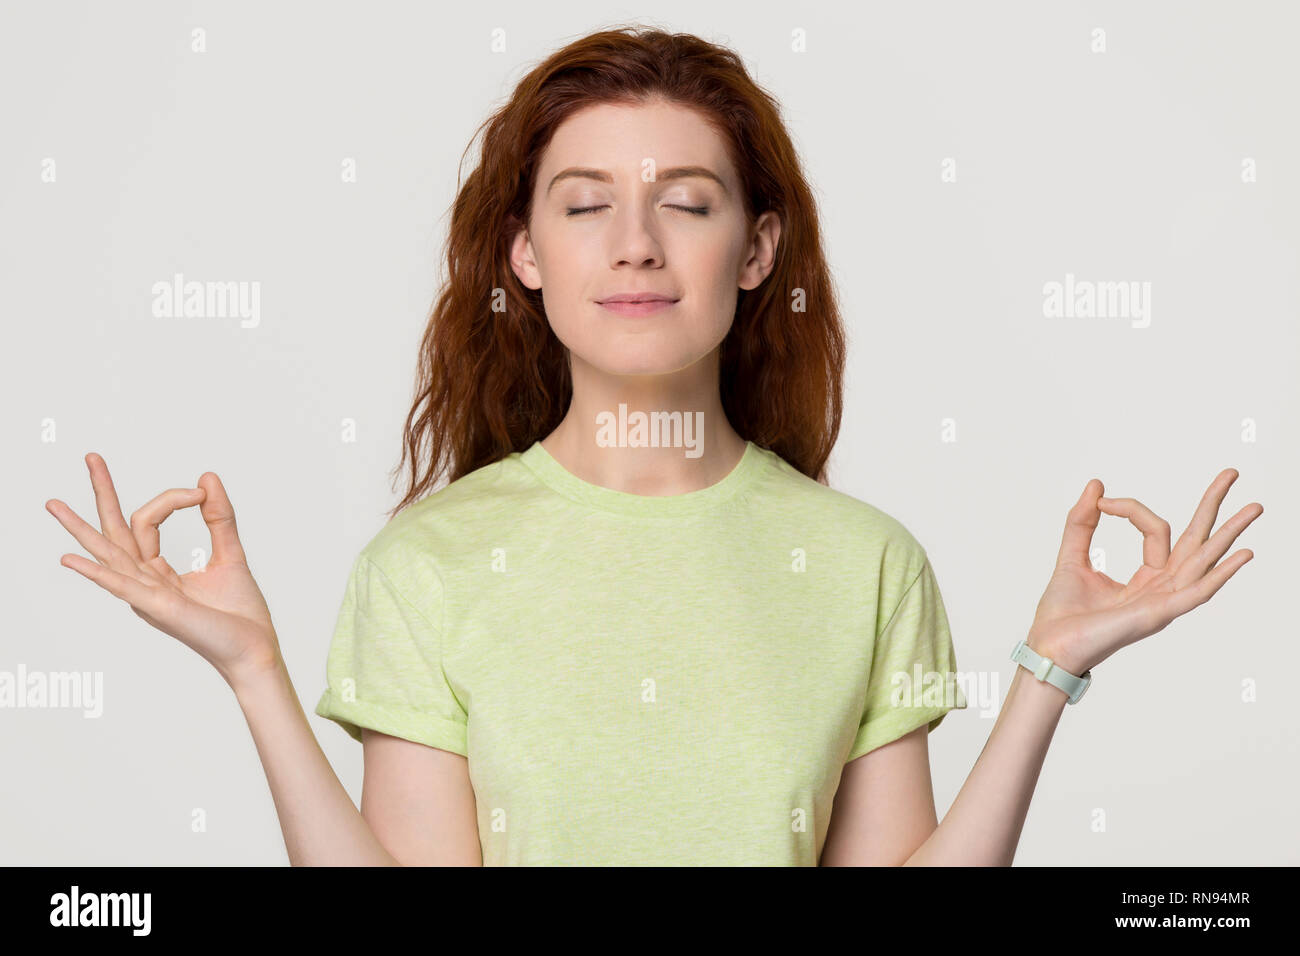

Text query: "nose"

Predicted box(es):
[608, 205, 665, 269]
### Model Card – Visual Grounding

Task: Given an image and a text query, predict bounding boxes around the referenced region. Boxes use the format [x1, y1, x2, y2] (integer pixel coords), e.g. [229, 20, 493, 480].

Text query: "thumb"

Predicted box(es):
[196, 471, 248, 566]
[1054, 478, 1105, 568]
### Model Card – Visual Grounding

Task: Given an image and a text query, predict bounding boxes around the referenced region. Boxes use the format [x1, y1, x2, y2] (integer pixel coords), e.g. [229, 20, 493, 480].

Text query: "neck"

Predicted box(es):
[540, 350, 747, 496]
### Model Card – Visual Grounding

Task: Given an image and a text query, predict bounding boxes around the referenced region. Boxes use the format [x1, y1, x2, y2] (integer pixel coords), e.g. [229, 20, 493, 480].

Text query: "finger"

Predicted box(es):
[130, 487, 207, 561]
[197, 472, 247, 566]
[1055, 479, 1104, 568]
[142, 555, 185, 591]
[1095, 496, 1172, 569]
[1172, 502, 1263, 590]
[85, 452, 143, 561]
[1168, 468, 1239, 569]
[1164, 549, 1254, 620]
[46, 499, 162, 587]
[59, 552, 178, 620]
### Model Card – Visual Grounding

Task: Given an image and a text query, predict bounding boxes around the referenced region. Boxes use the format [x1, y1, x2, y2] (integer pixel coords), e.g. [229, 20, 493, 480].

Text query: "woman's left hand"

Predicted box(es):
[1027, 468, 1262, 676]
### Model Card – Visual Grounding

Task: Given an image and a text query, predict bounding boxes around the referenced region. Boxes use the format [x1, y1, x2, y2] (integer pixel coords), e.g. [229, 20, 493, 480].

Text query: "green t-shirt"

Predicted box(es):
[314, 439, 966, 865]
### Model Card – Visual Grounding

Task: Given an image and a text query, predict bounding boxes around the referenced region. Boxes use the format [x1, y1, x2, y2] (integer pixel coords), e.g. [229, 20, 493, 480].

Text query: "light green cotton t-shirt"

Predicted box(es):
[314, 439, 966, 866]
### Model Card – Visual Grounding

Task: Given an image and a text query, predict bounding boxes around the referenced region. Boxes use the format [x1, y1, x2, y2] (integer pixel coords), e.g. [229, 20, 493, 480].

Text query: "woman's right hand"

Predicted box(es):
[46, 452, 281, 689]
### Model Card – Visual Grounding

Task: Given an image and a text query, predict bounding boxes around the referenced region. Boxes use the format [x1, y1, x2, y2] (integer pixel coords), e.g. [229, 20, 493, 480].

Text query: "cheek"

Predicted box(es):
[544, 234, 604, 288]
[684, 242, 742, 306]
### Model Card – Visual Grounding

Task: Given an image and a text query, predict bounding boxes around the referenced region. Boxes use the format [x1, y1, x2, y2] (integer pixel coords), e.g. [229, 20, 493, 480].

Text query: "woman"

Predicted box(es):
[45, 26, 1261, 866]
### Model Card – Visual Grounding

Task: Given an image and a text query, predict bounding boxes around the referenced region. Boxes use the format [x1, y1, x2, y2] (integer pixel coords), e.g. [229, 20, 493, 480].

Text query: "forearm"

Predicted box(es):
[903, 655, 1072, 866]
[230, 655, 400, 866]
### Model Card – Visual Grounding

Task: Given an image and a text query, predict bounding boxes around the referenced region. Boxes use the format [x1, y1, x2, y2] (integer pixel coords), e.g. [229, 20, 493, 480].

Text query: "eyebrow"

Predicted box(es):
[546, 165, 728, 196]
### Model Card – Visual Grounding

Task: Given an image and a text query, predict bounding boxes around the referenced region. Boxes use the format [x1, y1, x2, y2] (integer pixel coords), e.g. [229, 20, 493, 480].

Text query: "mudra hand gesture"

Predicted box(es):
[1028, 468, 1262, 677]
[46, 452, 281, 688]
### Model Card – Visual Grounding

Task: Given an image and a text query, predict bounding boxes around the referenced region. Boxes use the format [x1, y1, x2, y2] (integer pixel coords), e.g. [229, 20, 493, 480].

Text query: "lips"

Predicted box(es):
[597, 293, 679, 304]
[597, 294, 679, 317]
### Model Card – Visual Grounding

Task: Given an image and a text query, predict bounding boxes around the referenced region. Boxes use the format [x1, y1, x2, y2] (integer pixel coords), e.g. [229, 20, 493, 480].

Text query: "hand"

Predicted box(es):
[1027, 468, 1262, 675]
[46, 452, 282, 688]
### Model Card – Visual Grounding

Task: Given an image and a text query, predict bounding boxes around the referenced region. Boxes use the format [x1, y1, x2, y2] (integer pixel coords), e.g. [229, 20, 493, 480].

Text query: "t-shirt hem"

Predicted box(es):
[845, 703, 959, 763]
[313, 688, 468, 756]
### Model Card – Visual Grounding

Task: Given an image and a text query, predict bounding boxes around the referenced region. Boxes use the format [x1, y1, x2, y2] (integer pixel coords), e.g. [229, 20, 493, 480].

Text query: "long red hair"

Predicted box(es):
[389, 25, 845, 518]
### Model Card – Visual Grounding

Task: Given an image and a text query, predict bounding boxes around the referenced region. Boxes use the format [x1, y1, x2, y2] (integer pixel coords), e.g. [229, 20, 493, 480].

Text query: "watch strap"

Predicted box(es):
[1010, 638, 1092, 704]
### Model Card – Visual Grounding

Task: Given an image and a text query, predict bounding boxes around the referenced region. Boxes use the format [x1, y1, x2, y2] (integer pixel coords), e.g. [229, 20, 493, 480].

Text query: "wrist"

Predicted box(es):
[1026, 628, 1090, 676]
[226, 651, 289, 702]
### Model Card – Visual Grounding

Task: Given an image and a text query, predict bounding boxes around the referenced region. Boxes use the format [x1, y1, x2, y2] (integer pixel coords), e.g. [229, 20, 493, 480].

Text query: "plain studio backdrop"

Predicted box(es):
[1, 1, 1296, 866]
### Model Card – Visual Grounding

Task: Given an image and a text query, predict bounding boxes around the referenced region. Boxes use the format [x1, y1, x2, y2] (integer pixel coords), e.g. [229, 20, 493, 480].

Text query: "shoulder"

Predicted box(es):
[750, 443, 931, 584]
[352, 451, 531, 593]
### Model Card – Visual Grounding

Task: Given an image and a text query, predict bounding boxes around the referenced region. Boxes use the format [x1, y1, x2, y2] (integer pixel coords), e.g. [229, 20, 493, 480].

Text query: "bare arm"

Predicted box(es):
[824, 469, 1260, 866]
[231, 658, 399, 865]
[820, 725, 938, 866]
[47, 452, 479, 867]
[821, 665, 1065, 866]
[901, 663, 1067, 864]
[359, 728, 481, 866]
[231, 658, 480, 866]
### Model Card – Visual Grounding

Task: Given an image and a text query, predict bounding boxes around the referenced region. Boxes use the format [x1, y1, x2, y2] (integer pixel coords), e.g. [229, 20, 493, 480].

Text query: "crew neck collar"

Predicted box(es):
[517, 440, 764, 517]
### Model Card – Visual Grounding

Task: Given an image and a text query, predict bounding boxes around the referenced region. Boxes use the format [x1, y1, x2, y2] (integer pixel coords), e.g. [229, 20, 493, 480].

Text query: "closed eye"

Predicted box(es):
[565, 205, 710, 217]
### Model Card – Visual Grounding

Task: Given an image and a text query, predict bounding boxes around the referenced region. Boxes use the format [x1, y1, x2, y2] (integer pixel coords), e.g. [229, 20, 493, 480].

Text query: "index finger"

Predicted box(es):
[130, 486, 208, 562]
[1095, 495, 1172, 569]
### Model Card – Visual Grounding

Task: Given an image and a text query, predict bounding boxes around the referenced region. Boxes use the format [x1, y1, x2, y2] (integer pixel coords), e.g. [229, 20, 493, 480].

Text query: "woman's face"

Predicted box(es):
[511, 98, 780, 377]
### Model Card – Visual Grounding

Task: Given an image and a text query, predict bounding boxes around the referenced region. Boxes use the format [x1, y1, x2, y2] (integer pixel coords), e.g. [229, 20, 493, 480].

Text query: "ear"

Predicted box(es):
[738, 210, 781, 291]
[509, 220, 542, 291]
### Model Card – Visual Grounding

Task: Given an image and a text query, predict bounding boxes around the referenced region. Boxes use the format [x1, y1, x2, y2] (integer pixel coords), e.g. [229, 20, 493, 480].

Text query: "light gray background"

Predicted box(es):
[2, 1, 1296, 865]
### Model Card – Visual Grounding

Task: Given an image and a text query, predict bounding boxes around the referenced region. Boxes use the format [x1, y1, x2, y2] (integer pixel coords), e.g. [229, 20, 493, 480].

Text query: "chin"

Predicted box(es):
[568, 340, 698, 376]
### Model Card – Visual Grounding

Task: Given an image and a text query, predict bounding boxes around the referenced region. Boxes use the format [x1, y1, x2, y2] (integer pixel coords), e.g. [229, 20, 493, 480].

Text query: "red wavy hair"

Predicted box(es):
[388, 24, 845, 518]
